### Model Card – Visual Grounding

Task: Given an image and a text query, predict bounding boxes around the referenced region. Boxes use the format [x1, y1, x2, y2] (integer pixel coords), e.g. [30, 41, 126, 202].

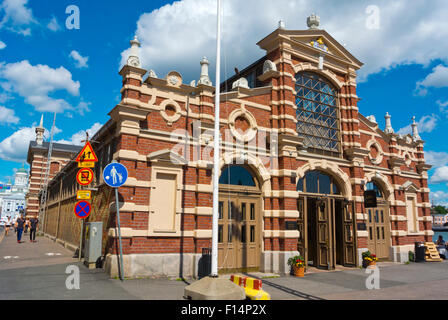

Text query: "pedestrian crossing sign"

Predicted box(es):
[75, 141, 98, 162]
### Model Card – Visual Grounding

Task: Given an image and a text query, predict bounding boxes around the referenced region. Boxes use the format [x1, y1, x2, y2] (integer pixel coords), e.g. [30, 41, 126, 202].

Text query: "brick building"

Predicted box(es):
[26, 116, 82, 218]
[40, 16, 433, 278]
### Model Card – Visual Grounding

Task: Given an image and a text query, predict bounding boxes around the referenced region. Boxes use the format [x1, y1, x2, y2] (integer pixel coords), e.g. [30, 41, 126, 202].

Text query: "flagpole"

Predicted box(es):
[211, 0, 221, 278]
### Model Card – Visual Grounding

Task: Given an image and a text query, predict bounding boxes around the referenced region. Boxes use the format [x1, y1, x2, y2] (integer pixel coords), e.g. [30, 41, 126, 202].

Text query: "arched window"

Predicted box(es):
[366, 181, 383, 198]
[297, 170, 341, 195]
[219, 165, 256, 187]
[295, 72, 340, 156]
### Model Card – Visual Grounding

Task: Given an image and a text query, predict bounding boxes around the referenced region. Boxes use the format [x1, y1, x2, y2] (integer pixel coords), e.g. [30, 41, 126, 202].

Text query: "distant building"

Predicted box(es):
[0, 168, 29, 220]
[432, 214, 448, 226]
[25, 115, 82, 218]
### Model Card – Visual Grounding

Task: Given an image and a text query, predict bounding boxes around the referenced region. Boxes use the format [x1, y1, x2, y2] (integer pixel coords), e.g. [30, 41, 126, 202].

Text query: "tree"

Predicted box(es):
[433, 205, 448, 215]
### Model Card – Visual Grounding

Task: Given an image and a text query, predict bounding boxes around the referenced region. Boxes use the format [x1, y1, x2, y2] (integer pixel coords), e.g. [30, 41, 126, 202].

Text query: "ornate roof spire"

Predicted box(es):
[35, 114, 45, 146]
[384, 112, 394, 134]
[278, 20, 285, 30]
[307, 13, 320, 30]
[411, 116, 421, 141]
[127, 35, 142, 68]
[198, 56, 212, 86]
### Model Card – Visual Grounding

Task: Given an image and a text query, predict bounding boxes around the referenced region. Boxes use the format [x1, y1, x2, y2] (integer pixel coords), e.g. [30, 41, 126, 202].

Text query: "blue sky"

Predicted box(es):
[0, 0, 447, 205]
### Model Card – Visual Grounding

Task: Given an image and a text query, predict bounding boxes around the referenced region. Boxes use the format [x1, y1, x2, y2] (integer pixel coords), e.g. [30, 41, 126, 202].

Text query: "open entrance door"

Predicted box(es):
[341, 201, 357, 266]
[315, 198, 332, 269]
[297, 197, 308, 270]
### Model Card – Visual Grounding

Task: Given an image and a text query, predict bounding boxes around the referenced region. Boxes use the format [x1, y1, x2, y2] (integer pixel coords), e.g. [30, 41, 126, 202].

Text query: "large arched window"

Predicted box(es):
[295, 72, 340, 156]
[297, 170, 341, 195]
[219, 165, 256, 187]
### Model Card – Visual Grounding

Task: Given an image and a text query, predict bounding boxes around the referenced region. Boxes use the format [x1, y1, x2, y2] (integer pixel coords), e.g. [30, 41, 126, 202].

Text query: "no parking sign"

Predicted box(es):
[74, 200, 91, 219]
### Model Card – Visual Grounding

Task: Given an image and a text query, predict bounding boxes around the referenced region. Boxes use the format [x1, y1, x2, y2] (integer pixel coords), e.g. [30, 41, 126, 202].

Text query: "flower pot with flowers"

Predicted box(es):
[362, 251, 378, 268]
[287, 255, 305, 277]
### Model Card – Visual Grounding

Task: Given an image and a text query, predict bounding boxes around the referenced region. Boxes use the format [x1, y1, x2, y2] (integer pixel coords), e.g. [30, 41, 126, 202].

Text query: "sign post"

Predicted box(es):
[103, 161, 128, 281]
[74, 139, 98, 261]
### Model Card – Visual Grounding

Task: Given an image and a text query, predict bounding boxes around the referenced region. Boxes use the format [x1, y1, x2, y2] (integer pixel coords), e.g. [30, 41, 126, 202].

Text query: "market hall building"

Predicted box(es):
[39, 15, 433, 279]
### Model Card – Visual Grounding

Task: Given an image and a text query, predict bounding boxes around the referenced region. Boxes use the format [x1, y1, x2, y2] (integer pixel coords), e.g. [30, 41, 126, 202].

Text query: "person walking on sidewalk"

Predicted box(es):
[5, 216, 11, 236]
[29, 217, 38, 243]
[24, 218, 30, 234]
[15, 216, 25, 244]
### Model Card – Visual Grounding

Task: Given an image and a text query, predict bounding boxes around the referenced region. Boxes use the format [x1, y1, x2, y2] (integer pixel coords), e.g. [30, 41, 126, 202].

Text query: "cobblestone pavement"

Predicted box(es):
[1, 233, 447, 300]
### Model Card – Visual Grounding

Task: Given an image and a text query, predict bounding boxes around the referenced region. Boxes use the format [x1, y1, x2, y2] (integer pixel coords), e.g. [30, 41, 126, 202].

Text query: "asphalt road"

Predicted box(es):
[1, 232, 448, 300]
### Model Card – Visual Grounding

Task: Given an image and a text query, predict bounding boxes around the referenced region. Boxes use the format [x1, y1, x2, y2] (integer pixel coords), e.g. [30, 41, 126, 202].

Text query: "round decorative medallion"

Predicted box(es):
[367, 140, 383, 165]
[168, 75, 179, 86]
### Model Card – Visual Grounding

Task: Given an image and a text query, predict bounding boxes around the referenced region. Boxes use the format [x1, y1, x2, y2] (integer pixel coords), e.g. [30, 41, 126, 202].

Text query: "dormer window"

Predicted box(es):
[295, 72, 341, 157]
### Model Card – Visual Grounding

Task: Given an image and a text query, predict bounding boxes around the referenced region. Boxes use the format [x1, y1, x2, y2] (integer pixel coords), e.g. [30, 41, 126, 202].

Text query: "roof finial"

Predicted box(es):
[38, 114, 44, 128]
[126, 35, 142, 68]
[411, 116, 421, 141]
[278, 20, 285, 30]
[35, 115, 45, 146]
[307, 13, 320, 30]
[384, 112, 394, 134]
[198, 57, 212, 86]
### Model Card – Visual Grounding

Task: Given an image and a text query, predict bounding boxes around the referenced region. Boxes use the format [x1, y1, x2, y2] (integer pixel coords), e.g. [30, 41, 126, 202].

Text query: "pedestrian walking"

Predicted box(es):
[5, 216, 11, 236]
[24, 218, 29, 234]
[15, 216, 25, 244]
[29, 217, 38, 243]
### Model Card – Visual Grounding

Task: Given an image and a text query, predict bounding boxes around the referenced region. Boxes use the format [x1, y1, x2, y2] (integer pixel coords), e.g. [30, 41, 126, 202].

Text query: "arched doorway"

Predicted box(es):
[297, 170, 357, 270]
[365, 181, 391, 260]
[218, 165, 262, 272]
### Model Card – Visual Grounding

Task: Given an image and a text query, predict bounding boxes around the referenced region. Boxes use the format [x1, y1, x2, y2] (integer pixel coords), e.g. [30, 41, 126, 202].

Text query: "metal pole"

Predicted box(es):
[115, 187, 125, 281]
[211, 0, 221, 278]
[78, 219, 84, 261]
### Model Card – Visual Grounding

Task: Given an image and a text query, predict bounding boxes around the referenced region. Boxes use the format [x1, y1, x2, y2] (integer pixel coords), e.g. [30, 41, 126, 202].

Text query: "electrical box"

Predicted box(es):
[84, 222, 103, 269]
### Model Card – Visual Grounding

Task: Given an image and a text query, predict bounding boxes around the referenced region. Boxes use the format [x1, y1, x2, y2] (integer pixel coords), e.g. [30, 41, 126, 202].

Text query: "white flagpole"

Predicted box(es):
[211, 0, 221, 277]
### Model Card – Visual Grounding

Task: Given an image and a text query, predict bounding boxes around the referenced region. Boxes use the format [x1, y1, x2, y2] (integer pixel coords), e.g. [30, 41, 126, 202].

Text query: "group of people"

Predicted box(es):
[3, 216, 39, 243]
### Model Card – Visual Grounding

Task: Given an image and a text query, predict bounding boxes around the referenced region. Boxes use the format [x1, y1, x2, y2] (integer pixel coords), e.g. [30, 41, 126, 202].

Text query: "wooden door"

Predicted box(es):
[218, 198, 237, 269]
[218, 195, 260, 271]
[297, 197, 308, 270]
[237, 199, 260, 269]
[366, 205, 391, 259]
[342, 201, 357, 266]
[316, 199, 331, 269]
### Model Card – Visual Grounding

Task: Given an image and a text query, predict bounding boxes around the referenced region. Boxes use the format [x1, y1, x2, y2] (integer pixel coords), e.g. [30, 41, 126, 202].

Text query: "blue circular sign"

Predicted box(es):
[103, 162, 128, 188]
[74, 200, 91, 219]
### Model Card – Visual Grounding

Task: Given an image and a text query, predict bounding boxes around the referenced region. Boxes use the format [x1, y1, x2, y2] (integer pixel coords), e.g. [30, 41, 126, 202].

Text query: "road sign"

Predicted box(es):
[74, 200, 91, 219]
[78, 161, 95, 168]
[77, 190, 92, 200]
[103, 162, 128, 188]
[77, 168, 94, 186]
[75, 141, 98, 163]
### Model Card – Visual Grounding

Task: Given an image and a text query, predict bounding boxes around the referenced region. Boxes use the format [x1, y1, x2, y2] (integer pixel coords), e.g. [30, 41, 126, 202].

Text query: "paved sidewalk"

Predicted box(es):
[1, 232, 448, 300]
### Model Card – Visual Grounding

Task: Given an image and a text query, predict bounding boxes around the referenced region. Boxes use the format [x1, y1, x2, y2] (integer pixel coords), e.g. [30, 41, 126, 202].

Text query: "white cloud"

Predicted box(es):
[415, 64, 448, 96]
[425, 151, 448, 168]
[430, 167, 448, 184]
[430, 190, 448, 207]
[0, 106, 19, 124]
[120, 0, 448, 83]
[397, 114, 438, 136]
[0, 41, 5, 50]
[46, 16, 61, 32]
[0, 126, 35, 162]
[69, 50, 89, 69]
[0, 0, 37, 35]
[56, 122, 103, 146]
[0, 60, 80, 113]
[437, 100, 448, 116]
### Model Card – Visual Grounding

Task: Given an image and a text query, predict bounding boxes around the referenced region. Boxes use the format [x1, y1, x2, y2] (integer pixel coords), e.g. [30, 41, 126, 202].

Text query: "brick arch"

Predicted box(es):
[220, 151, 271, 192]
[293, 63, 344, 89]
[363, 171, 395, 202]
[296, 159, 352, 199]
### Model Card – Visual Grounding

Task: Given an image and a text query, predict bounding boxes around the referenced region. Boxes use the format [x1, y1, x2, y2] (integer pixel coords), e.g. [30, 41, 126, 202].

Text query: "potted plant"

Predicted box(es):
[362, 251, 378, 267]
[288, 255, 305, 277]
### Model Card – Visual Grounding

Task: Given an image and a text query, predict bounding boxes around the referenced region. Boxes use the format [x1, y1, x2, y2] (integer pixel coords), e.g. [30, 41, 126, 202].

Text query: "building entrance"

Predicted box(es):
[297, 170, 357, 270]
[217, 165, 261, 273]
[365, 182, 391, 260]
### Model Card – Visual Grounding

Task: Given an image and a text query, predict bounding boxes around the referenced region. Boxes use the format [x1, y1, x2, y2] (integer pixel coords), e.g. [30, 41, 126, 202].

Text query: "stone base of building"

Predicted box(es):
[390, 245, 414, 263]
[260, 251, 299, 275]
[105, 253, 203, 279]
